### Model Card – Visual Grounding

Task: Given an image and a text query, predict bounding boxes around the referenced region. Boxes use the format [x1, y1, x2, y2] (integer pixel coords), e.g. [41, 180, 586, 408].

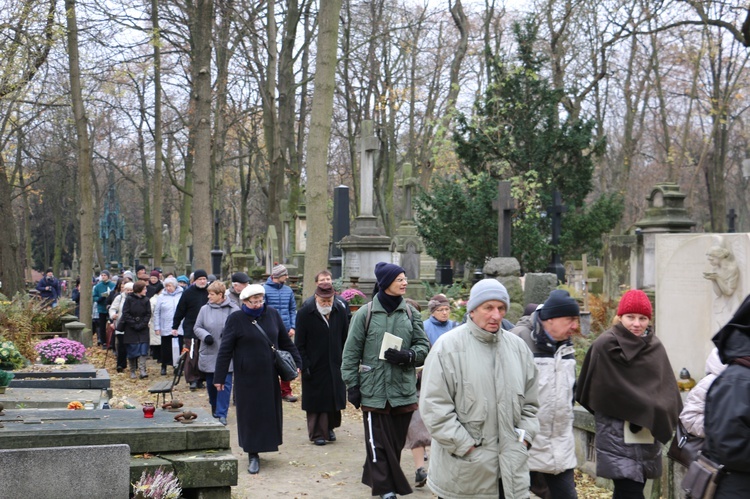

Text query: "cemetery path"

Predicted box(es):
[98, 349, 605, 498]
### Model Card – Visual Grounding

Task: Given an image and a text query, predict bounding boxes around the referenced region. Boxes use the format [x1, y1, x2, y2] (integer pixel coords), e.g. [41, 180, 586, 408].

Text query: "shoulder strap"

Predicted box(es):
[363, 301, 414, 336]
[251, 319, 276, 352]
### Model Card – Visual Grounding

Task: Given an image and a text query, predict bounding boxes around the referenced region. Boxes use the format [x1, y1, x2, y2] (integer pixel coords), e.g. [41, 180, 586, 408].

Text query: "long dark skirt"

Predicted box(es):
[361, 410, 413, 496]
[306, 411, 342, 441]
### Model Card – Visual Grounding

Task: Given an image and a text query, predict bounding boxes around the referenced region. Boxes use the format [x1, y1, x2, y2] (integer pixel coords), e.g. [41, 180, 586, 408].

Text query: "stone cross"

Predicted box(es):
[727, 208, 737, 233]
[358, 120, 379, 217]
[397, 163, 419, 221]
[546, 190, 567, 282]
[492, 181, 515, 257]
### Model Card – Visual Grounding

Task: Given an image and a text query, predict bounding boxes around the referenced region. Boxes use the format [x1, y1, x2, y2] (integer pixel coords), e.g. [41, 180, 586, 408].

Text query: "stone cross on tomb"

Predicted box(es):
[358, 120, 380, 217]
[492, 181, 515, 257]
[546, 190, 567, 282]
[397, 162, 419, 221]
[727, 208, 737, 233]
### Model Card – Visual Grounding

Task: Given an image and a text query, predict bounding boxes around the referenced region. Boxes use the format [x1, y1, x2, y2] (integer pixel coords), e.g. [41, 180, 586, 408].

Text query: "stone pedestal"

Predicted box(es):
[634, 183, 696, 291]
[65, 321, 91, 348]
[340, 214, 391, 297]
[523, 273, 558, 307]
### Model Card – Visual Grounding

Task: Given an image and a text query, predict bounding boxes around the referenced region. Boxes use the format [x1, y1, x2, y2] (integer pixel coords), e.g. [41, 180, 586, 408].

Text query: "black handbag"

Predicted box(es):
[668, 421, 705, 468]
[681, 452, 723, 499]
[252, 320, 298, 382]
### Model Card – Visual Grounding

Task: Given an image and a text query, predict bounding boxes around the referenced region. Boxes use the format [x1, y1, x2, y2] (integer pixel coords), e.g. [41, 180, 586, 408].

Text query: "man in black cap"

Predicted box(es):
[512, 289, 580, 499]
[341, 262, 430, 499]
[172, 269, 210, 390]
[226, 271, 250, 307]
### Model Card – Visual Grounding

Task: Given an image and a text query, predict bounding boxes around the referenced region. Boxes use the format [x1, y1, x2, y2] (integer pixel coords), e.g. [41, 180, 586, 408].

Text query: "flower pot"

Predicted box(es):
[349, 305, 361, 313]
[0, 386, 7, 394]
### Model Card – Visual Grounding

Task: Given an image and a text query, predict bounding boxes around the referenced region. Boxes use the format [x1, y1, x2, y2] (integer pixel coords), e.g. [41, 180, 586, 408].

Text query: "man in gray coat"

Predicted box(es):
[419, 278, 539, 499]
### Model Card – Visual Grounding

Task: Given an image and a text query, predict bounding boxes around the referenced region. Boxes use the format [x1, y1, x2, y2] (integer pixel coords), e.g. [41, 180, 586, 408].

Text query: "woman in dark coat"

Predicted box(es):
[576, 289, 682, 499]
[214, 284, 302, 475]
[704, 294, 750, 497]
[294, 282, 349, 445]
[121, 281, 153, 379]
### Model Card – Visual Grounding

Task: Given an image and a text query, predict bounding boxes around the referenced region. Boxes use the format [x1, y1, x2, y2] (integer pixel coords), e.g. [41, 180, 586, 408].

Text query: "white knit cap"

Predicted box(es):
[239, 284, 265, 301]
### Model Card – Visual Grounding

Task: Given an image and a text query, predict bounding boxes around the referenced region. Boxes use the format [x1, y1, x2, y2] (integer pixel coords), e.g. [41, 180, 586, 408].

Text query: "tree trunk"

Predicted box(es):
[66, 0, 94, 328]
[304, 0, 342, 295]
[189, 0, 214, 271]
[152, 0, 164, 265]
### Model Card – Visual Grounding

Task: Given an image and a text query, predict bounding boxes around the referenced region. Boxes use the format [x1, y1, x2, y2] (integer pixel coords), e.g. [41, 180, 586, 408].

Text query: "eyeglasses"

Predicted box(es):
[246, 299, 264, 306]
[395, 277, 408, 283]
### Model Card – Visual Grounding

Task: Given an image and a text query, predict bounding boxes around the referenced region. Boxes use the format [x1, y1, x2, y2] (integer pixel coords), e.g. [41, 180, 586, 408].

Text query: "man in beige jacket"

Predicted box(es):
[419, 278, 539, 499]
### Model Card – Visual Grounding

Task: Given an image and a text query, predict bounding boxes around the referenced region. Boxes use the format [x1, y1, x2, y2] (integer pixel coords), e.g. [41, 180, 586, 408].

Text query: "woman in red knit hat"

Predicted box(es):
[576, 290, 683, 499]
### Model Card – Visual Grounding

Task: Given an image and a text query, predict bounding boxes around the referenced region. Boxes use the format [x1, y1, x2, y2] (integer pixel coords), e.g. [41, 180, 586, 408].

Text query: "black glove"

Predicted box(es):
[347, 386, 361, 409]
[203, 335, 215, 346]
[384, 348, 415, 366]
[629, 422, 642, 433]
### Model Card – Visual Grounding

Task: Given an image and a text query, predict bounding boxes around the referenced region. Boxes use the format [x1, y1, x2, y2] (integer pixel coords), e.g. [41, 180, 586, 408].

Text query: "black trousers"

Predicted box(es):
[361, 410, 413, 496]
[97, 316, 108, 346]
[531, 469, 577, 499]
[612, 478, 645, 499]
[115, 335, 127, 370]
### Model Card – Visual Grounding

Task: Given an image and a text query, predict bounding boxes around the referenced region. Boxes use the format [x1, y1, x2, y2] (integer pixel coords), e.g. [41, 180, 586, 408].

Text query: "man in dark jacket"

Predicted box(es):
[226, 271, 250, 307]
[512, 290, 579, 499]
[172, 269, 210, 390]
[36, 268, 62, 307]
[704, 294, 750, 497]
[295, 282, 349, 445]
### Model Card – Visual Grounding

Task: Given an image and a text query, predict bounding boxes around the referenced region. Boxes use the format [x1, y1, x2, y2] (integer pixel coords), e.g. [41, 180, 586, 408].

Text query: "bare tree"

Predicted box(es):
[66, 0, 94, 328]
[304, 0, 343, 294]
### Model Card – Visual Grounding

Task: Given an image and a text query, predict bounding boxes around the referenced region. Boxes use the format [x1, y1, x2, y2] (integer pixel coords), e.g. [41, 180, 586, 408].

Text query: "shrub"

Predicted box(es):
[0, 340, 28, 370]
[34, 338, 86, 364]
[0, 293, 74, 360]
[0, 369, 14, 386]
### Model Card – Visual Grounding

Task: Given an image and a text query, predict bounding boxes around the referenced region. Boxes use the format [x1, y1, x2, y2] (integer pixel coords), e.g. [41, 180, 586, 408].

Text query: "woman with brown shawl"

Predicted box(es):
[576, 289, 682, 499]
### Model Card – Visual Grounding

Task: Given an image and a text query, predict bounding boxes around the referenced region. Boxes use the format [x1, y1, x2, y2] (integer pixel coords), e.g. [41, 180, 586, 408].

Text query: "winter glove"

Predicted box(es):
[347, 386, 361, 409]
[203, 335, 215, 346]
[384, 348, 415, 366]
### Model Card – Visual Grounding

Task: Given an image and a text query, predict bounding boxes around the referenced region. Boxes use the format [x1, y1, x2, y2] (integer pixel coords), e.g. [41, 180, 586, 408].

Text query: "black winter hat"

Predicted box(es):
[538, 290, 580, 320]
[231, 272, 250, 284]
[193, 269, 208, 280]
[374, 262, 405, 292]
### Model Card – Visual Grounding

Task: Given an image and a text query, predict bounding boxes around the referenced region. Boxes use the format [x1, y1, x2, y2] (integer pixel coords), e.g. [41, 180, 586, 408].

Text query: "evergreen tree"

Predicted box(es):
[416, 19, 622, 272]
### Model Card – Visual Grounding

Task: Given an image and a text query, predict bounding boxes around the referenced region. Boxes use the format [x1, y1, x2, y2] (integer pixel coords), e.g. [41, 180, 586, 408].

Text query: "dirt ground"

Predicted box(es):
[99, 348, 433, 498]
[97, 348, 605, 498]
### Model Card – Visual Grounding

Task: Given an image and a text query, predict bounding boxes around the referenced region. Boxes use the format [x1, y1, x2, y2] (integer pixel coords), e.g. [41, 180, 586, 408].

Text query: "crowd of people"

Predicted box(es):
[38, 261, 749, 498]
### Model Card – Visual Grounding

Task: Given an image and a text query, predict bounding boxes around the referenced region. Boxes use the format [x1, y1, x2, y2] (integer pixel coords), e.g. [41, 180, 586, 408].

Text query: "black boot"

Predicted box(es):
[248, 454, 260, 474]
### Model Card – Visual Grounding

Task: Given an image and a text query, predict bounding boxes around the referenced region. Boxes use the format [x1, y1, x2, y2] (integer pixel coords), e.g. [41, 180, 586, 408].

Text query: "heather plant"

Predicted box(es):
[132, 468, 182, 499]
[34, 338, 86, 364]
[340, 288, 366, 305]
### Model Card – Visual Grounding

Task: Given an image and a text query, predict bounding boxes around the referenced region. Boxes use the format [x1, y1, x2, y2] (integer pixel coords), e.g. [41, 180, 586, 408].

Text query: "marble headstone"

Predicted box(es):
[655, 233, 748, 379]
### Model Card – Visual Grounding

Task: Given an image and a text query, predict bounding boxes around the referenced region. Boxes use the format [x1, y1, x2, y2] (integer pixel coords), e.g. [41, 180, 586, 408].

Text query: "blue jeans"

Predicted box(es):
[205, 372, 233, 418]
